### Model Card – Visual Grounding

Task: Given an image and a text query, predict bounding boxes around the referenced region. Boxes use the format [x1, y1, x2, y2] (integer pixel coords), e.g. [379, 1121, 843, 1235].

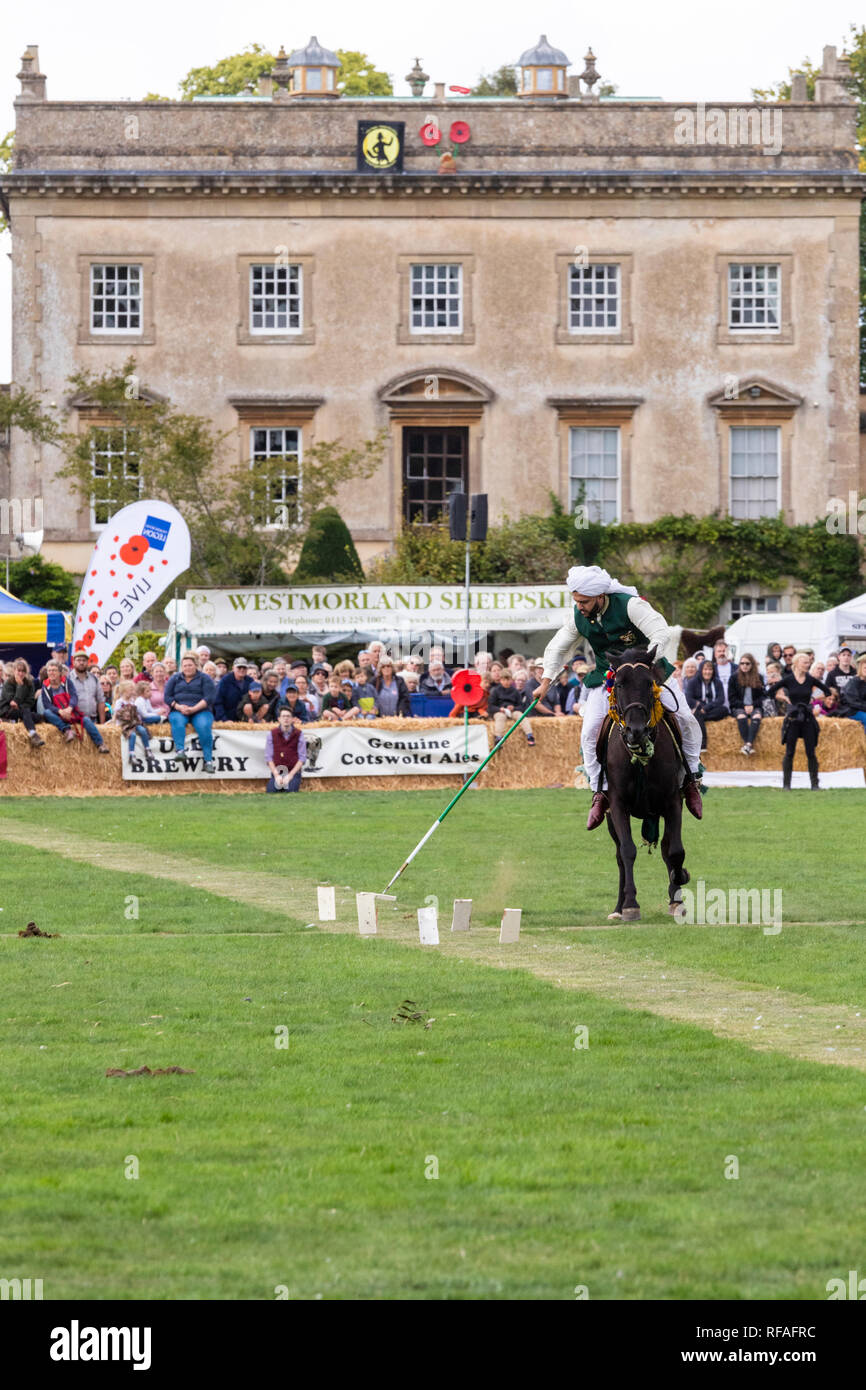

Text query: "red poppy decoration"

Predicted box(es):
[449, 121, 471, 144]
[450, 668, 484, 709]
[419, 121, 441, 146]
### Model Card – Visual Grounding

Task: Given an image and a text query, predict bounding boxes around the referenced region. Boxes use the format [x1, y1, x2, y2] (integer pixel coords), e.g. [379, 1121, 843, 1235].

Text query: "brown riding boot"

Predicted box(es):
[683, 777, 703, 819]
[586, 791, 608, 830]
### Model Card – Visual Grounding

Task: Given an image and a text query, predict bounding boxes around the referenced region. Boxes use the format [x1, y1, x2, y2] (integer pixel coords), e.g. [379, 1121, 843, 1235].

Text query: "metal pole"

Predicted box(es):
[463, 530, 471, 779]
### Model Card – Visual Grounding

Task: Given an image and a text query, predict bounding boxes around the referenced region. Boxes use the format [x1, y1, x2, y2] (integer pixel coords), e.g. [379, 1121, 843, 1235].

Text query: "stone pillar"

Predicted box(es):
[17, 46, 46, 101]
[790, 72, 807, 102]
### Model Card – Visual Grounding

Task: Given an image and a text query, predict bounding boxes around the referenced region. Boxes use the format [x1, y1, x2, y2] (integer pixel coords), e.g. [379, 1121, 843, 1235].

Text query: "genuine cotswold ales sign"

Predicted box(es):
[185, 585, 570, 634]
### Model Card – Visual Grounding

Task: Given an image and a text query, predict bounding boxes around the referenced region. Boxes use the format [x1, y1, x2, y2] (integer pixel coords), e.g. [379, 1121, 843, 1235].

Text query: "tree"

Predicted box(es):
[0, 130, 13, 234]
[0, 362, 385, 588]
[6, 553, 78, 609]
[335, 51, 393, 96]
[472, 66, 518, 96]
[178, 44, 275, 99]
[754, 25, 866, 386]
[292, 507, 364, 583]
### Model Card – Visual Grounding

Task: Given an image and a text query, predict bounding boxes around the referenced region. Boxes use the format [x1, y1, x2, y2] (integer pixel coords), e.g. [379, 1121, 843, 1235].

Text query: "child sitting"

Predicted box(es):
[113, 680, 153, 759]
[320, 675, 360, 721]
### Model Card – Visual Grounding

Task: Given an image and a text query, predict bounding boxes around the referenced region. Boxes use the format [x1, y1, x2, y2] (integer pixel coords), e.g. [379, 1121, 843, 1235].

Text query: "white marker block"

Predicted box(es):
[451, 899, 472, 932]
[356, 892, 378, 936]
[317, 885, 336, 921]
[499, 908, 521, 943]
[418, 905, 440, 945]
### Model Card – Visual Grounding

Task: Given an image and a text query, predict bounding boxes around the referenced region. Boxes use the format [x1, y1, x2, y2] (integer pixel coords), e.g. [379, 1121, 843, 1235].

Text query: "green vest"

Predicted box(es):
[574, 592, 674, 688]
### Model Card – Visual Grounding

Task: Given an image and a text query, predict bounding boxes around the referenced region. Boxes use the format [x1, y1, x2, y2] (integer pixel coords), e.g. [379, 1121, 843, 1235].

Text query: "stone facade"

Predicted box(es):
[3, 42, 864, 583]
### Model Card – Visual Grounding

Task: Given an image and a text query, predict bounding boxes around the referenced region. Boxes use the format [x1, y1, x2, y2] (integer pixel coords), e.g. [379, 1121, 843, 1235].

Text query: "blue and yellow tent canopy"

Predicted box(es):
[0, 585, 69, 645]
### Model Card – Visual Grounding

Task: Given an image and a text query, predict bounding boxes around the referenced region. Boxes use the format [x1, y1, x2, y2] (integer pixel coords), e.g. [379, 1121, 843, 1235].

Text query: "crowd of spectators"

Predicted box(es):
[2, 633, 865, 788]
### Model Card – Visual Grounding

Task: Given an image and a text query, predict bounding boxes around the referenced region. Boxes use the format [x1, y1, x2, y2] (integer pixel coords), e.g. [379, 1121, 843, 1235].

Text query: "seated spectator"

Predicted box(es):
[809, 661, 826, 684]
[566, 656, 585, 688]
[289, 659, 308, 683]
[374, 659, 410, 717]
[195, 644, 211, 666]
[0, 657, 45, 746]
[309, 665, 329, 711]
[763, 662, 791, 716]
[354, 664, 378, 718]
[427, 644, 453, 676]
[214, 657, 252, 721]
[164, 653, 217, 774]
[839, 654, 866, 731]
[238, 681, 272, 724]
[333, 659, 357, 693]
[135, 680, 163, 731]
[213, 657, 227, 679]
[103, 664, 120, 689]
[246, 663, 261, 681]
[712, 640, 734, 707]
[272, 657, 289, 695]
[265, 707, 307, 793]
[98, 674, 114, 717]
[50, 642, 69, 670]
[281, 683, 312, 723]
[526, 658, 545, 697]
[474, 651, 493, 675]
[164, 656, 177, 676]
[367, 641, 388, 673]
[403, 670, 420, 694]
[813, 686, 840, 717]
[134, 651, 159, 684]
[259, 671, 283, 721]
[684, 659, 728, 750]
[671, 659, 685, 691]
[321, 674, 355, 721]
[781, 644, 797, 672]
[113, 681, 154, 760]
[489, 660, 504, 684]
[147, 662, 169, 718]
[681, 658, 698, 688]
[311, 644, 328, 668]
[765, 641, 783, 669]
[825, 653, 839, 676]
[728, 652, 765, 755]
[118, 656, 138, 683]
[540, 670, 570, 717]
[38, 659, 110, 752]
[826, 646, 857, 700]
[488, 668, 535, 747]
[420, 660, 452, 697]
[202, 660, 219, 682]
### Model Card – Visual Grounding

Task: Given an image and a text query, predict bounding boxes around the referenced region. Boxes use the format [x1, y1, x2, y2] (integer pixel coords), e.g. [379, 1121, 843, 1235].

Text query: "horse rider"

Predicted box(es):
[534, 565, 705, 829]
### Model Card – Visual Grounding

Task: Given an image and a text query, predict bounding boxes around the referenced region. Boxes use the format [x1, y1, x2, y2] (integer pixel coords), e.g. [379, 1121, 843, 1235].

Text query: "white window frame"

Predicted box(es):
[249, 426, 302, 528]
[727, 263, 781, 334]
[409, 263, 463, 335]
[730, 594, 781, 620]
[89, 427, 141, 530]
[249, 263, 303, 336]
[568, 426, 621, 525]
[90, 263, 142, 336]
[729, 426, 781, 519]
[568, 263, 621, 334]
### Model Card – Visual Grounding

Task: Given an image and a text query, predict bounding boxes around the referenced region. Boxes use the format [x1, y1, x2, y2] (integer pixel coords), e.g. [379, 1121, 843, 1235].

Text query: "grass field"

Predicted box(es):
[1, 787, 864, 1301]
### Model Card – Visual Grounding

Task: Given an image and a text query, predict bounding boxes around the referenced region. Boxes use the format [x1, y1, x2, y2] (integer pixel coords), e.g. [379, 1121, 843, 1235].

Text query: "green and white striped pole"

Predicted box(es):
[380, 666, 565, 894]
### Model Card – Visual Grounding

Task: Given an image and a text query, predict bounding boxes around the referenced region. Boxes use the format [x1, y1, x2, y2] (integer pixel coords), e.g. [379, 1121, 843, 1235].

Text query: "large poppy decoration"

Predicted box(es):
[449, 120, 471, 144]
[450, 668, 484, 709]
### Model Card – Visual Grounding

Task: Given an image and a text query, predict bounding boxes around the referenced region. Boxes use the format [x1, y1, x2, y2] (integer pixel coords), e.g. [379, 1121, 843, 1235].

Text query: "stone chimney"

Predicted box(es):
[814, 45, 856, 103]
[17, 45, 46, 101]
[790, 72, 808, 102]
[433, 82, 445, 101]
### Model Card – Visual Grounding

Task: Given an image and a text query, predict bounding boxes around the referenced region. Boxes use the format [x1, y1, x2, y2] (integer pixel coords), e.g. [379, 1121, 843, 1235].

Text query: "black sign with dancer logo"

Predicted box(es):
[357, 121, 404, 172]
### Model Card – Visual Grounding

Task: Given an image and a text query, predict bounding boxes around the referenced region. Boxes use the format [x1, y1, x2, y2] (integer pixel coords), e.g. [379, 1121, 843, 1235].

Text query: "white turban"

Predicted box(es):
[566, 565, 638, 598]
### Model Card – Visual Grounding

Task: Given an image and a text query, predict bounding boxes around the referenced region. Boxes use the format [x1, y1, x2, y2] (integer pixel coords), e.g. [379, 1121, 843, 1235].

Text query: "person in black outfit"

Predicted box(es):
[684, 659, 728, 750]
[765, 651, 830, 789]
[727, 652, 766, 756]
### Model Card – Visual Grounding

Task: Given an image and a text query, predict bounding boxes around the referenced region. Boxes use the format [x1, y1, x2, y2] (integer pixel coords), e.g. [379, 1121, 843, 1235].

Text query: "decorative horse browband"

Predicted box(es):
[605, 667, 665, 732]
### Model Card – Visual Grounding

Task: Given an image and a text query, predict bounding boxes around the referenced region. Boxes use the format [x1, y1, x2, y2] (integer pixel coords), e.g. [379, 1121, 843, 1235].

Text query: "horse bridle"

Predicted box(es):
[613, 664, 656, 760]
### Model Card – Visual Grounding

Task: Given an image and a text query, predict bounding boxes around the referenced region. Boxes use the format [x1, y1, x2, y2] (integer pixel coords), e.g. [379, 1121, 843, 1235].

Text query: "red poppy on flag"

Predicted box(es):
[449, 669, 484, 709]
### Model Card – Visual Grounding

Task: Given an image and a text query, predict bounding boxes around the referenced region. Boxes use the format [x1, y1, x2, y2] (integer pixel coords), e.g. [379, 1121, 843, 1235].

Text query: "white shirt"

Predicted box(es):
[542, 595, 678, 682]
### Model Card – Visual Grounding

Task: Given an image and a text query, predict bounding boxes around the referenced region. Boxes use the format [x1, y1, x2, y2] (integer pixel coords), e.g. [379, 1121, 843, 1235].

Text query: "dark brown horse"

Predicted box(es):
[602, 646, 691, 922]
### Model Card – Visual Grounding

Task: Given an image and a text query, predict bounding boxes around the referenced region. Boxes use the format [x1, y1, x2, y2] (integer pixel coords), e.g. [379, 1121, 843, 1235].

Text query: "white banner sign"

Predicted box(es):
[122, 728, 269, 780]
[303, 723, 489, 777]
[75, 500, 191, 666]
[122, 723, 489, 780]
[185, 584, 570, 635]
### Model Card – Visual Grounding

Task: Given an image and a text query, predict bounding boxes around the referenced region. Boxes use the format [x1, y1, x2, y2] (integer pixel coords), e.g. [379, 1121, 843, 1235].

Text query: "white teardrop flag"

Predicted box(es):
[73, 501, 191, 667]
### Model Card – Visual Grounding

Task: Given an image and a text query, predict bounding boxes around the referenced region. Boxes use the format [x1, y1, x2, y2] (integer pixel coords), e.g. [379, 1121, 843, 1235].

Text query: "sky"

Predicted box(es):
[0, 0, 860, 379]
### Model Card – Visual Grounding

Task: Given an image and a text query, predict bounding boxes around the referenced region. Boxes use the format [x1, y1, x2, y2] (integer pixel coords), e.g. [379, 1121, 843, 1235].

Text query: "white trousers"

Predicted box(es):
[580, 678, 703, 789]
